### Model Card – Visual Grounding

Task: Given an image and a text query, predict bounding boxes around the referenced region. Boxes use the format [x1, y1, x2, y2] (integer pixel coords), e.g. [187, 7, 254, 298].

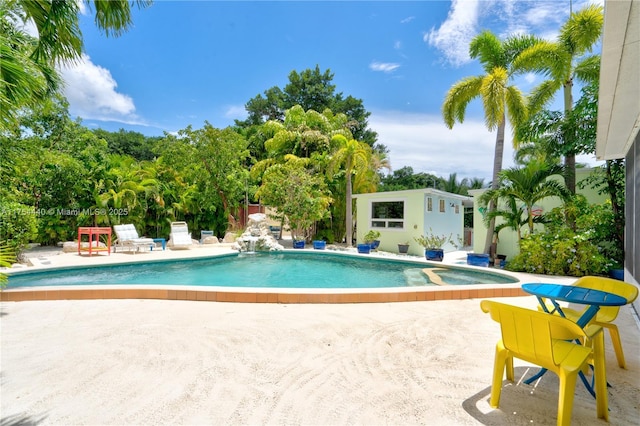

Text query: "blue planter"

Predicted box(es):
[425, 248, 444, 262]
[609, 269, 624, 281]
[357, 243, 371, 254]
[369, 240, 380, 250]
[312, 240, 326, 250]
[293, 240, 305, 249]
[467, 253, 490, 267]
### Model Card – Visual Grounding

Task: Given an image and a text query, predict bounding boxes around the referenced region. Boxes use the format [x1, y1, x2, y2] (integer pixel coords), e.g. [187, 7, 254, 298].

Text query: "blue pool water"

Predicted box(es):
[6, 252, 518, 289]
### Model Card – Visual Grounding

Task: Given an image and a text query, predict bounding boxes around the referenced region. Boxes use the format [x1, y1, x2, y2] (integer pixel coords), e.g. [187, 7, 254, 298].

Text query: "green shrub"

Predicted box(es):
[507, 197, 622, 277]
[507, 230, 610, 276]
[0, 201, 38, 250]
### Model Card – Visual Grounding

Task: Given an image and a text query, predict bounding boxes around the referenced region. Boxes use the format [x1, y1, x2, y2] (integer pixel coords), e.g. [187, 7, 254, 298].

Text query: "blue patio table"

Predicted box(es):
[151, 238, 166, 251]
[522, 283, 627, 327]
[521, 283, 627, 420]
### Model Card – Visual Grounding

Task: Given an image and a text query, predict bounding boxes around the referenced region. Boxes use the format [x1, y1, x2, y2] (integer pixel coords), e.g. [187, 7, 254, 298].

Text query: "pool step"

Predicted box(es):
[27, 257, 52, 267]
[403, 268, 428, 286]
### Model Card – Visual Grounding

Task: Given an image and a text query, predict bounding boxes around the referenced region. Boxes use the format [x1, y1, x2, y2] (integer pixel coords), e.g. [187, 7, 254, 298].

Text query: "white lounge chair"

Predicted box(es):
[113, 224, 154, 253]
[169, 221, 193, 249]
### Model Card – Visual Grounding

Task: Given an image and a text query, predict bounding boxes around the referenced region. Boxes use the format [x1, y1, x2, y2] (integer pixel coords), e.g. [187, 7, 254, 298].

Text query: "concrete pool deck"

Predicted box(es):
[1, 244, 639, 424]
[1, 244, 574, 304]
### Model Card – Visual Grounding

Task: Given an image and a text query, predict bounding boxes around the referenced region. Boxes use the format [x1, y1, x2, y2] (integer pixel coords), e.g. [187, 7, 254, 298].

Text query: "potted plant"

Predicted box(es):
[467, 253, 490, 267]
[397, 242, 410, 254]
[312, 239, 326, 250]
[357, 242, 371, 254]
[414, 228, 453, 262]
[364, 230, 381, 250]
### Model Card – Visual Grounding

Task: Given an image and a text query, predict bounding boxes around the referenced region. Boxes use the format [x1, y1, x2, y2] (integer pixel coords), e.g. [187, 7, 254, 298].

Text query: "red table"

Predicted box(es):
[77, 227, 112, 256]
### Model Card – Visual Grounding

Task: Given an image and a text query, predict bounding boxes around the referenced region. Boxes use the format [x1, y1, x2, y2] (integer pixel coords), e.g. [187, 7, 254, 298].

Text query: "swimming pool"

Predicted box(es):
[6, 251, 518, 289]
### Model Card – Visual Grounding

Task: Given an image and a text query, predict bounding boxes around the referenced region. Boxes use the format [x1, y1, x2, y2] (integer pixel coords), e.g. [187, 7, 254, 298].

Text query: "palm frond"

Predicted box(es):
[480, 68, 507, 130]
[516, 42, 574, 85]
[469, 31, 504, 71]
[504, 85, 527, 143]
[573, 54, 601, 85]
[502, 34, 544, 65]
[442, 76, 483, 128]
[526, 79, 563, 114]
[559, 4, 603, 56]
[0, 245, 17, 286]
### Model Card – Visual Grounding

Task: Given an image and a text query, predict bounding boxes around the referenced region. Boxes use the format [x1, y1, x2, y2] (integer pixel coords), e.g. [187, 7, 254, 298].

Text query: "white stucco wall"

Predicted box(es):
[354, 189, 469, 257]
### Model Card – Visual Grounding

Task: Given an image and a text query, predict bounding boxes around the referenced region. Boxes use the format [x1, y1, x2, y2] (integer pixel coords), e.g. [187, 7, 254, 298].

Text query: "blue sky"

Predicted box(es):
[58, 0, 604, 181]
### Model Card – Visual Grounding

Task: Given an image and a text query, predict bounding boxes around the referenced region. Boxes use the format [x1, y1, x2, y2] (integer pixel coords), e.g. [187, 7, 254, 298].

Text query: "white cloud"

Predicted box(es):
[369, 61, 401, 73]
[369, 109, 603, 182]
[369, 110, 515, 181]
[400, 16, 415, 24]
[424, 0, 480, 67]
[394, 41, 402, 50]
[224, 105, 247, 120]
[77, 0, 87, 15]
[524, 73, 536, 84]
[59, 54, 144, 125]
[426, 0, 605, 67]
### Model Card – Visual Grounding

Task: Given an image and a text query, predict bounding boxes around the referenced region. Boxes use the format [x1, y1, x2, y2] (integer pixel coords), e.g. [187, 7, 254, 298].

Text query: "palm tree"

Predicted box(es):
[485, 196, 528, 242]
[0, 245, 16, 287]
[1, 0, 150, 129]
[514, 4, 603, 194]
[442, 173, 469, 195]
[480, 162, 570, 236]
[329, 135, 371, 246]
[442, 30, 540, 253]
[467, 177, 486, 190]
[0, 2, 59, 129]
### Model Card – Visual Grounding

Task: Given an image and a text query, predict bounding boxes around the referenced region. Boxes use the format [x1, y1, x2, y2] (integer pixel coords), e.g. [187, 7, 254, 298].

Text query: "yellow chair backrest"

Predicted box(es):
[573, 276, 639, 323]
[480, 300, 586, 367]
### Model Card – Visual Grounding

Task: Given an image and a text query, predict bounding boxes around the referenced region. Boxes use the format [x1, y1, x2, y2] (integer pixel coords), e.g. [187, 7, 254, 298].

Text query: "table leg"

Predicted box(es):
[524, 368, 547, 385]
[592, 328, 608, 420]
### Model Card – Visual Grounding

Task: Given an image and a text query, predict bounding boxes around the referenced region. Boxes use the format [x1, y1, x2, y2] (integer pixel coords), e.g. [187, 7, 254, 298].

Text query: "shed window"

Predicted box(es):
[439, 199, 445, 213]
[371, 201, 405, 229]
[427, 197, 433, 212]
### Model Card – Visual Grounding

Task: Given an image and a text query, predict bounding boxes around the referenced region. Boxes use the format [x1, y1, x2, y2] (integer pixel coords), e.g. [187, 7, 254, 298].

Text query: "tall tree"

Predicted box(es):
[442, 173, 470, 195]
[379, 166, 441, 191]
[237, 65, 377, 148]
[442, 30, 540, 254]
[514, 4, 603, 194]
[163, 123, 250, 233]
[256, 155, 332, 242]
[329, 135, 371, 246]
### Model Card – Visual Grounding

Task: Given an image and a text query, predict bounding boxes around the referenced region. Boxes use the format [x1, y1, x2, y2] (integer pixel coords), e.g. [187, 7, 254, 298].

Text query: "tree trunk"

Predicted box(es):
[483, 120, 506, 255]
[345, 172, 353, 247]
[563, 80, 576, 195]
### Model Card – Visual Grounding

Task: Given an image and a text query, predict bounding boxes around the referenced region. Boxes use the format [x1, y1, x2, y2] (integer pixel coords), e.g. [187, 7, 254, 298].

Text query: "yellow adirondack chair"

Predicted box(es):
[480, 300, 607, 426]
[543, 276, 638, 368]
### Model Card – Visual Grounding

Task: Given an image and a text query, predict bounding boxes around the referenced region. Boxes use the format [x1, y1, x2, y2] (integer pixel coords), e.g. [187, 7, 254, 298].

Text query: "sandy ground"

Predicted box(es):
[1, 294, 639, 425]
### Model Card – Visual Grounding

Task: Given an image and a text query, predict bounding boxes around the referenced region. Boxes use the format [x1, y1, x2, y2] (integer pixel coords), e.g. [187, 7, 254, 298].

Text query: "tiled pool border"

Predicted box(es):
[1, 284, 528, 303]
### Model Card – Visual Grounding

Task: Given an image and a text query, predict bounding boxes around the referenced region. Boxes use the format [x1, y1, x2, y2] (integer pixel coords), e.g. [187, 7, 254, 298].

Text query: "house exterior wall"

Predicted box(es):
[354, 189, 466, 257]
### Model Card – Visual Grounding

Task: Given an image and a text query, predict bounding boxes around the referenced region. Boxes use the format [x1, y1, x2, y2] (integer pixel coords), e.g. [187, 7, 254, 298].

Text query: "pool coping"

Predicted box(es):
[0, 248, 560, 303]
[0, 283, 530, 303]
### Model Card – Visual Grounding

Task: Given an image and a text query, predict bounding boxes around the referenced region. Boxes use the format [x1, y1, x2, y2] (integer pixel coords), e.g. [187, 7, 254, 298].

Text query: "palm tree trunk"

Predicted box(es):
[483, 120, 505, 254]
[346, 173, 353, 247]
[563, 81, 576, 194]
